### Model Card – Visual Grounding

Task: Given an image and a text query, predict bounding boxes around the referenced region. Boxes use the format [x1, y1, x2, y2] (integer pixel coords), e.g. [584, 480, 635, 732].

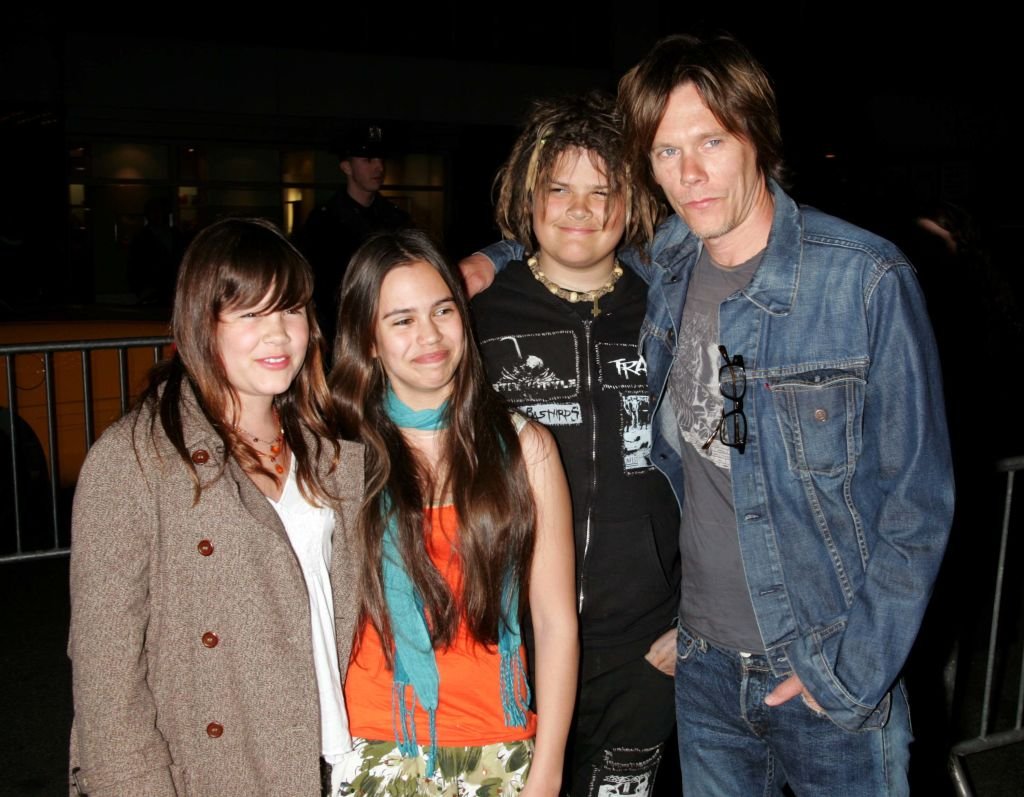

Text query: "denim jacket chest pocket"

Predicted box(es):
[765, 364, 867, 476]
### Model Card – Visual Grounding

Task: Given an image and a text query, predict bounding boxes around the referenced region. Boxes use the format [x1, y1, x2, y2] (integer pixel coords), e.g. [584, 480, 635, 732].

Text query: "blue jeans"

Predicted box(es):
[674, 625, 912, 796]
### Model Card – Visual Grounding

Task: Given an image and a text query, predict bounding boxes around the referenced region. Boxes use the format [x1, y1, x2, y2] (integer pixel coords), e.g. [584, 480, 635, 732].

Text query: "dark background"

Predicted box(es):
[3, 4, 1021, 303]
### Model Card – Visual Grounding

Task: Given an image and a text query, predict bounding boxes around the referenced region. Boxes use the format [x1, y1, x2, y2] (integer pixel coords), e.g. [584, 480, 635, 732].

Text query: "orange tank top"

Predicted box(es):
[345, 504, 537, 745]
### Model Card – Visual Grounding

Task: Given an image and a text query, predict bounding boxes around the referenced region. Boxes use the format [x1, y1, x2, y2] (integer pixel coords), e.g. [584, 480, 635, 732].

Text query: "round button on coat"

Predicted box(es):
[197, 539, 214, 556]
[206, 722, 224, 738]
[814, 408, 829, 422]
[201, 632, 219, 648]
[191, 449, 210, 464]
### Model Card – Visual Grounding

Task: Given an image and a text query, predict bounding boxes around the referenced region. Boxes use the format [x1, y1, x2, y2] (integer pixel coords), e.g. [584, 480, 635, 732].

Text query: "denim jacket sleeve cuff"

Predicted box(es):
[479, 239, 524, 272]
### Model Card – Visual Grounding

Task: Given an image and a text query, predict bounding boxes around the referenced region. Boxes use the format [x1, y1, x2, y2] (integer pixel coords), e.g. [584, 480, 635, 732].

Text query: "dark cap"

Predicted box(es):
[335, 124, 387, 159]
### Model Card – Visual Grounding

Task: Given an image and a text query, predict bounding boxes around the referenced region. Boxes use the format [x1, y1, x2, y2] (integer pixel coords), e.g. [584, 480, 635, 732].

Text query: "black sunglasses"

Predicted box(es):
[701, 345, 747, 455]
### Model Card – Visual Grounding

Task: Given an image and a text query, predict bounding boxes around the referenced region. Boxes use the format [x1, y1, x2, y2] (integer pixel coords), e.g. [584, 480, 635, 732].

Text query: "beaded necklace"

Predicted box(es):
[527, 255, 623, 317]
[235, 411, 286, 475]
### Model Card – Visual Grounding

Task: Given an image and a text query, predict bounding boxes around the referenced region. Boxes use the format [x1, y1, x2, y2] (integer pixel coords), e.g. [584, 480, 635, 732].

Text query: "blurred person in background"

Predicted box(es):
[295, 125, 412, 350]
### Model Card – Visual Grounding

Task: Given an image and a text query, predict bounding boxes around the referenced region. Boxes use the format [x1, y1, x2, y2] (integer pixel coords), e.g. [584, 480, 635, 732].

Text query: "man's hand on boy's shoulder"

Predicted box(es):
[459, 253, 496, 298]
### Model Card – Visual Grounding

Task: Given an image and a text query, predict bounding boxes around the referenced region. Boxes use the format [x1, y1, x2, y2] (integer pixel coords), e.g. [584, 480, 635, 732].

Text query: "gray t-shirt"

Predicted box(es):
[668, 246, 764, 653]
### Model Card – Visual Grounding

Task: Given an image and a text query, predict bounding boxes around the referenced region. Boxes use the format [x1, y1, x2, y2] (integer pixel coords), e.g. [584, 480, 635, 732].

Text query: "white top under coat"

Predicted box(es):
[267, 460, 351, 775]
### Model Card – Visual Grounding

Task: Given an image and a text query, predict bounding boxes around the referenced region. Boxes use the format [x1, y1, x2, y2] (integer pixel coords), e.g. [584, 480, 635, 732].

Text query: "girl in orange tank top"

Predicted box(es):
[330, 229, 577, 797]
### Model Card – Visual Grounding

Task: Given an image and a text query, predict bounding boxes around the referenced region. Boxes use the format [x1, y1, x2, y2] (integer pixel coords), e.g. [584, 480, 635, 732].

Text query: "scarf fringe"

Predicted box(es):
[392, 680, 418, 756]
[392, 680, 440, 775]
[499, 646, 532, 728]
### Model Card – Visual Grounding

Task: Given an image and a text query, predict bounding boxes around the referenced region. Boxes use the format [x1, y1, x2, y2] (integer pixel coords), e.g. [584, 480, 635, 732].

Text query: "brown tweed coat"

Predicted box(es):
[68, 389, 363, 796]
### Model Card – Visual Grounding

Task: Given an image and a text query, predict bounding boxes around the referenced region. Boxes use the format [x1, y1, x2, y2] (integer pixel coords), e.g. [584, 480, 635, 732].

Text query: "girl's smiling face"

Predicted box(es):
[216, 289, 309, 415]
[373, 260, 465, 410]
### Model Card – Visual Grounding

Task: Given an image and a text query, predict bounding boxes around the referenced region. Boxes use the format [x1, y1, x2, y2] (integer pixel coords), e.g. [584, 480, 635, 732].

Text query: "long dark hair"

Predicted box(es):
[329, 229, 535, 660]
[137, 217, 337, 503]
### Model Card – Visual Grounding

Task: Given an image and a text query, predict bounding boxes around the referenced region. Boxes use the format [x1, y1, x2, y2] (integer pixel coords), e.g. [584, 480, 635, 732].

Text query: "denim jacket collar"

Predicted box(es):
[741, 181, 802, 316]
[647, 178, 802, 316]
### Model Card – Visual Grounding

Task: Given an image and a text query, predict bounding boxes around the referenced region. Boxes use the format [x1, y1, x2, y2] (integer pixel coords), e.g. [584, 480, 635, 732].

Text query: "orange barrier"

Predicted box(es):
[1, 321, 171, 487]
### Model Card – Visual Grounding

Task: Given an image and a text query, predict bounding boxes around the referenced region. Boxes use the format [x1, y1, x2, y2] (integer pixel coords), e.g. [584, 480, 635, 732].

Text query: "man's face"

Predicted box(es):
[341, 156, 385, 194]
[649, 82, 770, 259]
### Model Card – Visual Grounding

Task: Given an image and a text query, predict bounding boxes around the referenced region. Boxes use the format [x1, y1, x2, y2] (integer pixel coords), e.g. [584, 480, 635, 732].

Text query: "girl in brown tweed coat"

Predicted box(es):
[68, 218, 363, 797]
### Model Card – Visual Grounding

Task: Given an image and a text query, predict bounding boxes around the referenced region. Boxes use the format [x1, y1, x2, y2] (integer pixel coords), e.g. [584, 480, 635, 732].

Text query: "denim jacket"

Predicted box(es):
[479, 182, 953, 730]
[633, 182, 953, 731]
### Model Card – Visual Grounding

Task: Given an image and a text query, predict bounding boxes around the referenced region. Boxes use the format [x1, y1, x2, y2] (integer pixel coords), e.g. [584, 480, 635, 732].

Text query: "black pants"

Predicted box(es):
[566, 646, 677, 796]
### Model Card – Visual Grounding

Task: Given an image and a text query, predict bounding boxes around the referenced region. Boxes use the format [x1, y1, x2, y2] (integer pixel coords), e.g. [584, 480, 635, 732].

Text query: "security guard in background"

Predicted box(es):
[295, 124, 412, 353]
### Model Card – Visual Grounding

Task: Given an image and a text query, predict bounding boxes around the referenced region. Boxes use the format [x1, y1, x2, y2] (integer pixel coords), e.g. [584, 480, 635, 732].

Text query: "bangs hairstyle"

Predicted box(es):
[329, 228, 536, 664]
[493, 90, 656, 254]
[173, 217, 321, 400]
[618, 33, 785, 239]
[140, 217, 336, 503]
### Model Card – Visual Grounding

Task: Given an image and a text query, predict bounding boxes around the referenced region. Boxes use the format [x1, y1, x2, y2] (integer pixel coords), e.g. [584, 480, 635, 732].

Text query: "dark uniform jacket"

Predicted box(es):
[295, 190, 410, 345]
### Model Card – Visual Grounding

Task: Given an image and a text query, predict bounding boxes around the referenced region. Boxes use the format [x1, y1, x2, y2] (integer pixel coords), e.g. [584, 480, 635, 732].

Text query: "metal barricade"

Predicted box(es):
[1, 336, 172, 563]
[949, 454, 1024, 795]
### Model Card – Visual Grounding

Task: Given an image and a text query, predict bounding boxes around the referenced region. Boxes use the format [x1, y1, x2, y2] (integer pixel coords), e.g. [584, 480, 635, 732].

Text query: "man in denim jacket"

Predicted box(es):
[466, 33, 953, 796]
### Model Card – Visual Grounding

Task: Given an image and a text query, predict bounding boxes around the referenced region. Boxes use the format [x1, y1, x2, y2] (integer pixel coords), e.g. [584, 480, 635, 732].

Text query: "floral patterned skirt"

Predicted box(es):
[334, 737, 534, 797]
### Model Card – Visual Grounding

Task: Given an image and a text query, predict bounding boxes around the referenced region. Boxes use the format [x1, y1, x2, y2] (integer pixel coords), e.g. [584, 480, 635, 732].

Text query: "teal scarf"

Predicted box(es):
[382, 388, 530, 775]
